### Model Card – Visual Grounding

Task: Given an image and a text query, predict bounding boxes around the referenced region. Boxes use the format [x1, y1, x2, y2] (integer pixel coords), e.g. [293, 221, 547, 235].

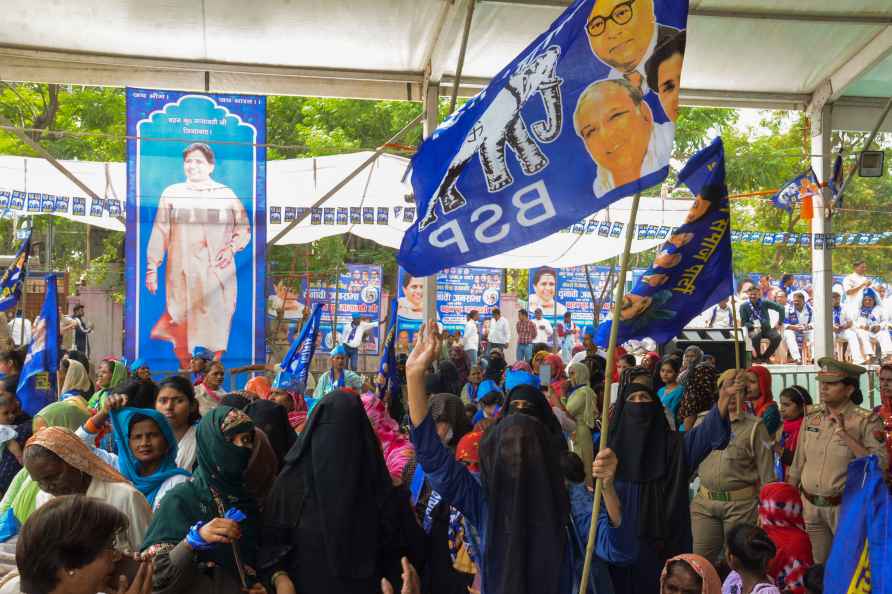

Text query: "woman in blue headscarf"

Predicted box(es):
[75, 392, 191, 510]
[313, 344, 363, 397]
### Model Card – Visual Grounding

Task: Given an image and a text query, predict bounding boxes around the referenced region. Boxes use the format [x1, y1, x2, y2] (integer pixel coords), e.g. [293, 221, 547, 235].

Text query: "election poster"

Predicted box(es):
[397, 266, 504, 348]
[399, 0, 689, 275]
[304, 264, 383, 354]
[125, 88, 266, 373]
[528, 265, 621, 326]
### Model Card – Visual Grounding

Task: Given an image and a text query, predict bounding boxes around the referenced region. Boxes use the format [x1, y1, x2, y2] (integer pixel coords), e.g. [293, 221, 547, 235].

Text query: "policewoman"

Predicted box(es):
[787, 357, 887, 563]
[691, 369, 775, 565]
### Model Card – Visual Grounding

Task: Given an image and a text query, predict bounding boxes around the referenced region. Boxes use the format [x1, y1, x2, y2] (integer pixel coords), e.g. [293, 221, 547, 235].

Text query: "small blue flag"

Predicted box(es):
[0, 231, 31, 312]
[398, 0, 689, 275]
[378, 298, 400, 400]
[274, 303, 323, 392]
[770, 169, 820, 213]
[596, 137, 733, 346]
[828, 154, 844, 205]
[17, 274, 59, 416]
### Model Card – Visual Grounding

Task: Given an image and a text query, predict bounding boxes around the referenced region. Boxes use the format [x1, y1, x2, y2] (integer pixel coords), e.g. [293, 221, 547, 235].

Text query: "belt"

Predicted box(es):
[801, 489, 842, 507]
[698, 485, 758, 502]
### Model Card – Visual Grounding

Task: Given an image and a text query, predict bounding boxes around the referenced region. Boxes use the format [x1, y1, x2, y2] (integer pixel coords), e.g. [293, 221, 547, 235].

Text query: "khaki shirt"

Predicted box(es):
[788, 400, 887, 497]
[696, 411, 775, 492]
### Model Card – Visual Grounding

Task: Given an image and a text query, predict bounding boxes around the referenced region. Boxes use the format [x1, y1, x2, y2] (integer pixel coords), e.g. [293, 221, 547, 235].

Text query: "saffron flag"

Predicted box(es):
[825, 455, 891, 593]
[398, 0, 689, 275]
[0, 231, 30, 312]
[770, 169, 821, 213]
[378, 299, 400, 400]
[596, 137, 732, 346]
[274, 303, 323, 392]
[17, 274, 59, 416]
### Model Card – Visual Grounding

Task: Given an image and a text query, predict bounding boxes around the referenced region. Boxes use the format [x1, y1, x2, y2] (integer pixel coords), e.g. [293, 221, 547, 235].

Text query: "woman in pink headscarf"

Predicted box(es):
[361, 392, 414, 484]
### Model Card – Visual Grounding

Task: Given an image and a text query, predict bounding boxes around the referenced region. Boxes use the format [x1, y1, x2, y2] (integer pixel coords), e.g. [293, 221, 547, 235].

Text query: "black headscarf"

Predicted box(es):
[435, 361, 463, 396]
[483, 351, 507, 383]
[263, 391, 393, 580]
[428, 393, 472, 449]
[245, 399, 296, 467]
[503, 384, 568, 455]
[479, 413, 569, 594]
[220, 392, 252, 410]
[608, 382, 689, 558]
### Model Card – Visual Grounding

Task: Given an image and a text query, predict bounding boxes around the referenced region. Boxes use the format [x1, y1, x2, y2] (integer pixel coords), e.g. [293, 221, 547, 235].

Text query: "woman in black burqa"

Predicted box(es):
[260, 391, 424, 594]
[606, 380, 732, 592]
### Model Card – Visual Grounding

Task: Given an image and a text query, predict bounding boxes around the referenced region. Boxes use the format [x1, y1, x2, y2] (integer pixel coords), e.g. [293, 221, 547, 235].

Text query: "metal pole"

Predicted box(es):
[422, 83, 440, 330]
[579, 193, 640, 594]
[730, 293, 742, 370]
[268, 112, 424, 246]
[449, 0, 476, 115]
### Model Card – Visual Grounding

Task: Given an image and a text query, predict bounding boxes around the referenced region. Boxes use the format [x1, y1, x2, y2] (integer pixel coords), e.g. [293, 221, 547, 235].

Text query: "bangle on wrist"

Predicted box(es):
[271, 571, 289, 586]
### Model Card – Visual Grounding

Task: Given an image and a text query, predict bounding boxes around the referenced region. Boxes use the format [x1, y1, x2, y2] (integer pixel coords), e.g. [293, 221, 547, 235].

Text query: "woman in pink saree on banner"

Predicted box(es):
[146, 143, 251, 369]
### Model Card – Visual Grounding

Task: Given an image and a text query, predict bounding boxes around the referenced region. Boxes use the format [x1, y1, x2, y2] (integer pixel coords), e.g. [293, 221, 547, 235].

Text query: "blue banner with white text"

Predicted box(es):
[398, 0, 688, 275]
[125, 88, 266, 374]
[302, 264, 383, 354]
[597, 137, 733, 346]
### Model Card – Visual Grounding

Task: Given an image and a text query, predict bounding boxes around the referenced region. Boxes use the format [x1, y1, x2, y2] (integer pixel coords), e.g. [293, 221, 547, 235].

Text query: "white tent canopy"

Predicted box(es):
[0, 0, 889, 132]
[0, 151, 692, 268]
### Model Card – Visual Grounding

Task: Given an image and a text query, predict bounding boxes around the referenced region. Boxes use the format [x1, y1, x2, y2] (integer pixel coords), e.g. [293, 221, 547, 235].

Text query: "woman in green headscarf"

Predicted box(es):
[565, 361, 600, 488]
[0, 400, 90, 544]
[142, 406, 265, 594]
[87, 358, 128, 410]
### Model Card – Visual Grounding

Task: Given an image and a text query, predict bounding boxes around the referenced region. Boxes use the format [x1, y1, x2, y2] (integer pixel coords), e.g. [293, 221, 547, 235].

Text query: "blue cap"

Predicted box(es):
[330, 344, 348, 357]
[352, 312, 361, 320]
[129, 358, 147, 373]
[192, 346, 214, 361]
[477, 379, 502, 399]
[505, 369, 540, 392]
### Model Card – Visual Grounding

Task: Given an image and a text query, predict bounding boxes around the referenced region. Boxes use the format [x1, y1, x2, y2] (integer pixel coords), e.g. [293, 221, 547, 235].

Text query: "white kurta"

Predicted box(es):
[147, 181, 251, 353]
[175, 424, 198, 471]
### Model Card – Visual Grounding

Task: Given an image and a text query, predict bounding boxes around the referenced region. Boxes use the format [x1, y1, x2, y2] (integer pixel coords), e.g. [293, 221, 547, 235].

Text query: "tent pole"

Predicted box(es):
[579, 193, 641, 594]
[268, 111, 424, 246]
[422, 83, 440, 329]
[448, 0, 476, 115]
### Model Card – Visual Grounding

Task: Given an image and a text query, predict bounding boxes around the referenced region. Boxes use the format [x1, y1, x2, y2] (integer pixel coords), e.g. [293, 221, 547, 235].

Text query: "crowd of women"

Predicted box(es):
[0, 314, 883, 594]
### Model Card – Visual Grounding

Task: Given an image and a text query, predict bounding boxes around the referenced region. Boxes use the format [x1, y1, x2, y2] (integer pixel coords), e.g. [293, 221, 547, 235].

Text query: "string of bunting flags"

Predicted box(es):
[730, 230, 892, 247]
[0, 189, 122, 217]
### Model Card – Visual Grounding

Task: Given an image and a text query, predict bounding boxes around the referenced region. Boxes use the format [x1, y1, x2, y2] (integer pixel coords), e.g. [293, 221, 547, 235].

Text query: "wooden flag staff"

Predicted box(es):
[578, 192, 640, 594]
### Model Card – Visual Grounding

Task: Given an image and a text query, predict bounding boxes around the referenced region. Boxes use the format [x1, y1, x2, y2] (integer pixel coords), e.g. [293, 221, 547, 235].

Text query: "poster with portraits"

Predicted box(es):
[396, 266, 504, 349]
[528, 265, 646, 326]
[125, 88, 266, 372]
[303, 264, 383, 354]
[400, 0, 688, 275]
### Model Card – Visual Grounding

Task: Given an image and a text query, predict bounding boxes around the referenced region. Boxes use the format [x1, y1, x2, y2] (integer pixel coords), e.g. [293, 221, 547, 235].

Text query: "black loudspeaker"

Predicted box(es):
[669, 329, 749, 373]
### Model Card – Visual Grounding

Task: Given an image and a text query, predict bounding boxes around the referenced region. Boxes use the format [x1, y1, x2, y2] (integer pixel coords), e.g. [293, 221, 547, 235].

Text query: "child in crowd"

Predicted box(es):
[774, 386, 812, 480]
[461, 366, 483, 405]
[658, 358, 684, 429]
[722, 524, 782, 594]
[471, 382, 501, 425]
[0, 394, 23, 465]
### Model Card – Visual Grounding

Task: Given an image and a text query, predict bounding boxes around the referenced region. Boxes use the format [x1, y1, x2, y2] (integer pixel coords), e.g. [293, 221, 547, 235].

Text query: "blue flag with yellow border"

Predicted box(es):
[17, 274, 59, 416]
[825, 455, 891, 593]
[0, 231, 30, 312]
[596, 137, 732, 346]
[398, 0, 690, 276]
[274, 303, 323, 392]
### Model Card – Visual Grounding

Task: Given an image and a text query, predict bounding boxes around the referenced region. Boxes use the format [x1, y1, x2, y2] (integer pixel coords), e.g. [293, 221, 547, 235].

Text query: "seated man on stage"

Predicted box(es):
[832, 288, 865, 365]
[740, 285, 785, 363]
[783, 290, 813, 365]
[855, 288, 892, 364]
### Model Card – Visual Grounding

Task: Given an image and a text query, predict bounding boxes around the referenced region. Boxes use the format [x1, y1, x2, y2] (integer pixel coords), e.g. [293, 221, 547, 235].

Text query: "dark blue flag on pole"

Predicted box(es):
[828, 154, 844, 205]
[274, 303, 323, 392]
[0, 231, 31, 312]
[824, 455, 891, 593]
[770, 169, 820, 213]
[17, 274, 59, 416]
[398, 0, 689, 276]
[596, 137, 732, 346]
[378, 299, 400, 400]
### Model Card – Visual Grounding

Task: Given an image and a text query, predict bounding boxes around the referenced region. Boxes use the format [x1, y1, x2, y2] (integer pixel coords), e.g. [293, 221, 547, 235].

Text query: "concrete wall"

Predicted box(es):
[68, 287, 123, 369]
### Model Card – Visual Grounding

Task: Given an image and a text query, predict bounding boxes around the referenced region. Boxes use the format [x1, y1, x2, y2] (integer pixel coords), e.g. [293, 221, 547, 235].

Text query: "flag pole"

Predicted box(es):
[730, 292, 742, 371]
[579, 192, 640, 594]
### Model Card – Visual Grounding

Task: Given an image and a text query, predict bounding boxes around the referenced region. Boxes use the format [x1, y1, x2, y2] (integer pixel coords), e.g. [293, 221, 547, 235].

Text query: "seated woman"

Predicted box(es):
[75, 394, 191, 511]
[25, 427, 152, 552]
[58, 359, 93, 402]
[194, 361, 226, 416]
[154, 376, 201, 471]
[268, 385, 308, 433]
[459, 366, 482, 405]
[657, 358, 683, 429]
[141, 406, 265, 594]
[0, 378, 30, 496]
[405, 322, 632, 594]
[5, 495, 153, 594]
[660, 554, 722, 594]
[0, 401, 90, 545]
[608, 375, 733, 593]
[244, 399, 295, 469]
[87, 359, 128, 410]
[261, 391, 425, 594]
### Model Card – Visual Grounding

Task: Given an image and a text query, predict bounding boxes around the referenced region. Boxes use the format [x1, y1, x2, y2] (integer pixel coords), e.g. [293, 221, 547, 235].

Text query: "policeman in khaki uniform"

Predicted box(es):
[788, 357, 888, 563]
[691, 369, 775, 565]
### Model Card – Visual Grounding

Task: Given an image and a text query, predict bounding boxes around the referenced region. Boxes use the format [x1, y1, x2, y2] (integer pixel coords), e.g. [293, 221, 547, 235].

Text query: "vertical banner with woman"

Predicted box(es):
[125, 88, 266, 372]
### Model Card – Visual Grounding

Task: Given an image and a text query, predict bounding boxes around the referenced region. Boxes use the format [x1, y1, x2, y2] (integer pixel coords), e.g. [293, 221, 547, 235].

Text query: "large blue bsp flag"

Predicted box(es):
[398, 0, 689, 275]
[770, 168, 821, 213]
[825, 455, 891, 593]
[17, 274, 59, 416]
[0, 231, 30, 312]
[596, 137, 732, 346]
[274, 303, 324, 393]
